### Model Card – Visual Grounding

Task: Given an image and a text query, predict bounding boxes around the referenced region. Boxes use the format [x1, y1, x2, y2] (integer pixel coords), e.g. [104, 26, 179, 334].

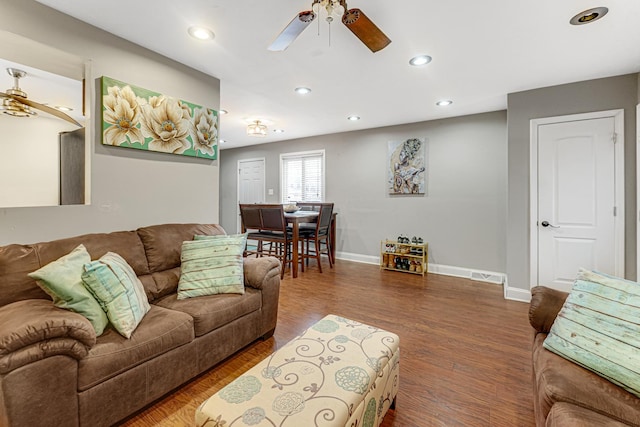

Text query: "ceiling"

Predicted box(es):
[33, 0, 640, 150]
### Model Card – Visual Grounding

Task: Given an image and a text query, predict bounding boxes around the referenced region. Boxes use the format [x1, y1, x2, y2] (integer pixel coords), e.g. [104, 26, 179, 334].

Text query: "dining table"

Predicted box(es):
[283, 210, 337, 278]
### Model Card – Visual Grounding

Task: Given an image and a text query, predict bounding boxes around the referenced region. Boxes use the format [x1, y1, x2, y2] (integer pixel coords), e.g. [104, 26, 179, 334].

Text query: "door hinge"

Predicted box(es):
[612, 133, 618, 144]
[614, 206, 617, 217]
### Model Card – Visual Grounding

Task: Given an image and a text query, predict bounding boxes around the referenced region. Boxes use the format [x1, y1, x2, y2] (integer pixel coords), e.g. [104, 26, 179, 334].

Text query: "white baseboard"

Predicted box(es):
[334, 252, 521, 292]
[503, 277, 532, 302]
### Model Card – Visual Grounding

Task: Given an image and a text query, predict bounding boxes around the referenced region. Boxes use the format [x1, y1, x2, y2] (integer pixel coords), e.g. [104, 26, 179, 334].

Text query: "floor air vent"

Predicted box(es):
[470, 271, 504, 284]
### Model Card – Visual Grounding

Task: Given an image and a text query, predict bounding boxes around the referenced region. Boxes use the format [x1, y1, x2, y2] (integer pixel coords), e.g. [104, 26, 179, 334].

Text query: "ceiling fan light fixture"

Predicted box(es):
[188, 26, 215, 41]
[1, 98, 36, 117]
[570, 7, 608, 25]
[409, 55, 432, 66]
[247, 120, 268, 137]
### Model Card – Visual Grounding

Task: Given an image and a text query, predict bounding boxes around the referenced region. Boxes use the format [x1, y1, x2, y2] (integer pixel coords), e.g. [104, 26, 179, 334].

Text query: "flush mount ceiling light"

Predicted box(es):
[188, 26, 215, 40]
[219, 109, 228, 115]
[294, 87, 312, 95]
[409, 55, 432, 66]
[247, 120, 268, 137]
[219, 139, 227, 144]
[347, 115, 360, 121]
[273, 128, 285, 133]
[570, 7, 608, 25]
[436, 100, 453, 106]
[54, 105, 73, 112]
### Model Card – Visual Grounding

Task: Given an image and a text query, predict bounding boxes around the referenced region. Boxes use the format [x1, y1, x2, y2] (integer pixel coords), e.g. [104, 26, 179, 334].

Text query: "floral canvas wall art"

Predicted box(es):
[101, 76, 218, 159]
[388, 138, 426, 194]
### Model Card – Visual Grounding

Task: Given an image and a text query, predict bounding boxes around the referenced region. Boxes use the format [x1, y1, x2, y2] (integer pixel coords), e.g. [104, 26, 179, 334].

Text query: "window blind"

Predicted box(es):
[281, 150, 324, 203]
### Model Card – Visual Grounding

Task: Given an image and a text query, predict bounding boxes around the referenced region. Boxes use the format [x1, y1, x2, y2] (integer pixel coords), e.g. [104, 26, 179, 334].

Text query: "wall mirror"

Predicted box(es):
[0, 30, 90, 208]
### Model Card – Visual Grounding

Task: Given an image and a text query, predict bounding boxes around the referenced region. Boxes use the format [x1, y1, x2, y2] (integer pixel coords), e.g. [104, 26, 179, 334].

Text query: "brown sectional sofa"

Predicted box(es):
[0, 223, 281, 427]
[529, 286, 640, 426]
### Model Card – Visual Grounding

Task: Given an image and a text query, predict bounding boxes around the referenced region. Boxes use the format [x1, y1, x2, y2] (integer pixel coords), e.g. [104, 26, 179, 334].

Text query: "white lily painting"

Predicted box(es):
[101, 76, 218, 159]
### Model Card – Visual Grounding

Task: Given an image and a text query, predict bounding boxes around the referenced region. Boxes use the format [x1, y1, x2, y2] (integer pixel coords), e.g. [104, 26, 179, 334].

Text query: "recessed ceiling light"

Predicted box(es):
[54, 105, 73, 112]
[409, 55, 432, 66]
[219, 139, 226, 144]
[219, 109, 228, 115]
[436, 100, 453, 106]
[273, 129, 285, 133]
[295, 87, 312, 95]
[188, 26, 215, 41]
[347, 115, 360, 121]
[570, 7, 608, 25]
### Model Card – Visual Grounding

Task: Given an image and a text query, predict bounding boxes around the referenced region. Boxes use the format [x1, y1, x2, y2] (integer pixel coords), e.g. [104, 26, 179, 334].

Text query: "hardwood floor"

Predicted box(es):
[120, 260, 535, 427]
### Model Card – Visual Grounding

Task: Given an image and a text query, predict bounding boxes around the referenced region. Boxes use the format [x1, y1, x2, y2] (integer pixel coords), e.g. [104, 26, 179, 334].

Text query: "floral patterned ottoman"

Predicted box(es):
[196, 314, 400, 427]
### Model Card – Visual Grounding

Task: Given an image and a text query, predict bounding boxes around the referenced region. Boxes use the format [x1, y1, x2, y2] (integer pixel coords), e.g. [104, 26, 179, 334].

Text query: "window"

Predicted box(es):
[280, 150, 325, 203]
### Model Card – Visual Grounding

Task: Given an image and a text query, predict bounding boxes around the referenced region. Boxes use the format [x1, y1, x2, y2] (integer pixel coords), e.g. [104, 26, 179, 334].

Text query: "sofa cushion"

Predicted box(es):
[78, 305, 194, 391]
[28, 245, 109, 336]
[546, 402, 631, 427]
[155, 287, 261, 337]
[543, 269, 640, 398]
[137, 223, 225, 273]
[82, 252, 150, 338]
[177, 234, 247, 299]
[0, 244, 50, 306]
[533, 333, 640, 425]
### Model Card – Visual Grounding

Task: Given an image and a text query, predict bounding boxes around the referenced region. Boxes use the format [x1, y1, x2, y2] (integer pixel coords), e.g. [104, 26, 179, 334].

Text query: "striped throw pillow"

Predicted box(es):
[177, 233, 247, 299]
[543, 269, 640, 397]
[81, 252, 150, 338]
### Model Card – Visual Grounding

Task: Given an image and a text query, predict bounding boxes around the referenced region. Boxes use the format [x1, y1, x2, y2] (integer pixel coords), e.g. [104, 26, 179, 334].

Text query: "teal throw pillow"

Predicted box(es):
[28, 244, 108, 336]
[81, 252, 150, 339]
[544, 269, 640, 397]
[177, 233, 247, 299]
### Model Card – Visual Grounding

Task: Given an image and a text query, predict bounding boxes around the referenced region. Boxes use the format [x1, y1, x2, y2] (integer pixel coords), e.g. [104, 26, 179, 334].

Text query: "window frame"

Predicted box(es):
[279, 149, 326, 203]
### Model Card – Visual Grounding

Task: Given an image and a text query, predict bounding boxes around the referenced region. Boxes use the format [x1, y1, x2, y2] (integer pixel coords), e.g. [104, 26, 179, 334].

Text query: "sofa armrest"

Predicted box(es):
[529, 286, 569, 333]
[243, 256, 281, 289]
[0, 299, 96, 373]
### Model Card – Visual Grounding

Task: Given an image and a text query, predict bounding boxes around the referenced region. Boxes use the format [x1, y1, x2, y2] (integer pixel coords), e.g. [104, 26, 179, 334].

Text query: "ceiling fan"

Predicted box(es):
[0, 67, 81, 127]
[268, 0, 391, 53]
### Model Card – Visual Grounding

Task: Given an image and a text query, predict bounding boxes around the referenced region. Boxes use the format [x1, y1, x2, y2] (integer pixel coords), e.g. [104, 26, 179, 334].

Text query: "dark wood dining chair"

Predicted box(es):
[239, 204, 293, 278]
[299, 203, 334, 273]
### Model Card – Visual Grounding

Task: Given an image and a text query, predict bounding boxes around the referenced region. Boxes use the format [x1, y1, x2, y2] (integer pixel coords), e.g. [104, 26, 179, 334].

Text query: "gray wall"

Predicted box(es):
[507, 73, 639, 292]
[0, 0, 220, 245]
[221, 111, 508, 274]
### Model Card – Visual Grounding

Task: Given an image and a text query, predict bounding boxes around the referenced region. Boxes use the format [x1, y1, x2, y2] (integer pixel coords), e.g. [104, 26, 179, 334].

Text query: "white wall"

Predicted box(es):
[220, 111, 508, 274]
[0, 0, 220, 245]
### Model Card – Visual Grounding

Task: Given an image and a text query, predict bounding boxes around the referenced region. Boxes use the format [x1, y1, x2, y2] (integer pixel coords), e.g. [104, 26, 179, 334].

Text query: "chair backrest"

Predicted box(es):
[316, 203, 334, 234]
[259, 204, 287, 233]
[296, 202, 321, 212]
[239, 204, 262, 232]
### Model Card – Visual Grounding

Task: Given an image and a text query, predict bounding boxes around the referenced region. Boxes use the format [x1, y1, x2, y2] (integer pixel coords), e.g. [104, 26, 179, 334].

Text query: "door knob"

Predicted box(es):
[540, 221, 559, 228]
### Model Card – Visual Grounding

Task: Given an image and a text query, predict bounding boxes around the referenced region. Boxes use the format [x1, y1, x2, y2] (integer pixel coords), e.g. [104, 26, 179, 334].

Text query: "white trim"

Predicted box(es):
[637, 104, 640, 278]
[236, 157, 266, 233]
[335, 251, 512, 289]
[529, 109, 625, 288]
[503, 277, 532, 302]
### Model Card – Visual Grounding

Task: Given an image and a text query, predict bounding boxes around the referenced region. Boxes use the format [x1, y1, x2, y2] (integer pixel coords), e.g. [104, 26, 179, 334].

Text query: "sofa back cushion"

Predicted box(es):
[0, 230, 150, 307]
[137, 223, 226, 299]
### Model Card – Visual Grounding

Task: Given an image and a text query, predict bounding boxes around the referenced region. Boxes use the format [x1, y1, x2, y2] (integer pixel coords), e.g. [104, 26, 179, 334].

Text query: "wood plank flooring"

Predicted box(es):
[120, 260, 535, 426]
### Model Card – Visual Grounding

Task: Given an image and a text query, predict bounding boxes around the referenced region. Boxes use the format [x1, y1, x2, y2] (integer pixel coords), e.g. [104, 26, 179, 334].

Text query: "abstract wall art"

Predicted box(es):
[388, 138, 426, 195]
[101, 76, 218, 159]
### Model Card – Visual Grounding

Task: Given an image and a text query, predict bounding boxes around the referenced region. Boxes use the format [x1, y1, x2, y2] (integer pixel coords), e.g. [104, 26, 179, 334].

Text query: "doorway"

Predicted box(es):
[237, 158, 266, 233]
[530, 110, 625, 292]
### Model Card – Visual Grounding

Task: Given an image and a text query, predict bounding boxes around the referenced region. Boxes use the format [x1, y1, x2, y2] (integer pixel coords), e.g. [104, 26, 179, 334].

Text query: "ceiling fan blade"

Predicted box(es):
[17, 96, 82, 127]
[268, 10, 316, 51]
[342, 8, 391, 53]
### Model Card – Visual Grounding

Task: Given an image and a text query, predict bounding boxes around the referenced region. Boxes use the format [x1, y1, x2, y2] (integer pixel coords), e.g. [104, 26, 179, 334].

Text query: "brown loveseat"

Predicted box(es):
[0, 223, 281, 427]
[529, 286, 640, 426]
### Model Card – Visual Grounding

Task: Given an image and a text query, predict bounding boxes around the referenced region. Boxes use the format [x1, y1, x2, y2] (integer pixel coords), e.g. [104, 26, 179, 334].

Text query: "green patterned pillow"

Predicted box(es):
[81, 252, 150, 339]
[177, 233, 247, 299]
[28, 244, 108, 336]
[544, 269, 640, 397]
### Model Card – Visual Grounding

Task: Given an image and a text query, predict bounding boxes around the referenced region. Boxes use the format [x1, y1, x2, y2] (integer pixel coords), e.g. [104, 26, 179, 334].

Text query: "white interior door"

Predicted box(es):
[237, 158, 265, 232]
[532, 111, 624, 292]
